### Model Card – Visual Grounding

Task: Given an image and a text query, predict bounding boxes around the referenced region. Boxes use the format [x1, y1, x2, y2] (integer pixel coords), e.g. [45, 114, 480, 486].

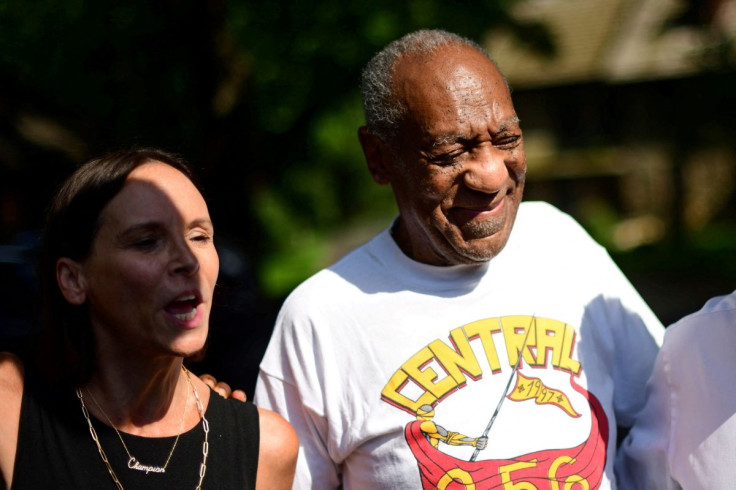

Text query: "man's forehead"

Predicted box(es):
[395, 47, 508, 108]
[446, 64, 485, 91]
[394, 44, 500, 84]
[391, 44, 517, 143]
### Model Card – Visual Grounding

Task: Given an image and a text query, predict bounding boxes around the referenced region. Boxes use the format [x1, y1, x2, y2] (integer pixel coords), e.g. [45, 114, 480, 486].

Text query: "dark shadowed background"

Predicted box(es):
[2, 0, 735, 398]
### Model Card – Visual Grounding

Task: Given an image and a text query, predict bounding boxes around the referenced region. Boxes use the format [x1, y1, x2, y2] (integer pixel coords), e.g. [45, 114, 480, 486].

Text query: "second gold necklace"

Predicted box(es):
[83, 366, 189, 474]
[76, 367, 210, 489]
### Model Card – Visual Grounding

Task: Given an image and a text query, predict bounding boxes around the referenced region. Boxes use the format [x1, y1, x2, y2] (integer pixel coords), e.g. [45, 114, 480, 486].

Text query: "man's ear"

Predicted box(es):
[358, 126, 392, 186]
[56, 258, 87, 305]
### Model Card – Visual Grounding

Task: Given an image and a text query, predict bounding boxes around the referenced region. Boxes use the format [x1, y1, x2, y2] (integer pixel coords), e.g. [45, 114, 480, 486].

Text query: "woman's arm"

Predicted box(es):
[0, 352, 24, 490]
[255, 408, 298, 490]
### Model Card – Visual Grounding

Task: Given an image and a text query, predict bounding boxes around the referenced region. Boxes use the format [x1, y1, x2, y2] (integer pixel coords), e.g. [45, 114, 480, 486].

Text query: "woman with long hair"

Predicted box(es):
[0, 148, 297, 489]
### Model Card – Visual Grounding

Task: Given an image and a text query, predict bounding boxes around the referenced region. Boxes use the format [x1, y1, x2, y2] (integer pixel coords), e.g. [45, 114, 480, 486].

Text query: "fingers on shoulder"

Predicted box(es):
[231, 389, 247, 402]
[198, 373, 242, 400]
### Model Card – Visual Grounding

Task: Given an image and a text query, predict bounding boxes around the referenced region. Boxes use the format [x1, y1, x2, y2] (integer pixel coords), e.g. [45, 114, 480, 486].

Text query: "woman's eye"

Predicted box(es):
[132, 237, 159, 251]
[130, 237, 159, 252]
[190, 233, 213, 245]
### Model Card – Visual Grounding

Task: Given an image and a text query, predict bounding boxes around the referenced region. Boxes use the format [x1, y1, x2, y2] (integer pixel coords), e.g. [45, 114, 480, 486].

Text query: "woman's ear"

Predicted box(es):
[56, 258, 87, 305]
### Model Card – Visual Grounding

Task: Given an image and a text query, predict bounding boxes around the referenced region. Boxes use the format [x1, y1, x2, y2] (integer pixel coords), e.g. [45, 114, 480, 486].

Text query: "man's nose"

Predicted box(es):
[462, 145, 510, 193]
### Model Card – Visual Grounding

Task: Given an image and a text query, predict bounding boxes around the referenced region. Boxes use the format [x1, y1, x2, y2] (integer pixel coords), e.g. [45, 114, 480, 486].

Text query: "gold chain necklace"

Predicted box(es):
[84, 371, 188, 474]
[76, 366, 210, 489]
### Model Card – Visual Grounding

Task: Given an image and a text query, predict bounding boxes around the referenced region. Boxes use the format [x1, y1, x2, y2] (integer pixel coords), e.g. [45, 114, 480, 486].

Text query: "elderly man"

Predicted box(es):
[254, 29, 664, 489]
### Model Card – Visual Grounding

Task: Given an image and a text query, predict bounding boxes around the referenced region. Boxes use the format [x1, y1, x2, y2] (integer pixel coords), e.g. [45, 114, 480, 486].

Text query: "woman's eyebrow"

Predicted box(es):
[189, 218, 214, 230]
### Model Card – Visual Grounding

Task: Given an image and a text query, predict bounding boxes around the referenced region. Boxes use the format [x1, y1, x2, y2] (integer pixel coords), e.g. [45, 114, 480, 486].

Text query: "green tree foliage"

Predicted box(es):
[0, 0, 549, 295]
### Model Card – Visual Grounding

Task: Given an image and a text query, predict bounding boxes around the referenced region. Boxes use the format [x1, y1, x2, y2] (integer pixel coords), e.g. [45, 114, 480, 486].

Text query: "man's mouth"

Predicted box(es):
[451, 197, 505, 222]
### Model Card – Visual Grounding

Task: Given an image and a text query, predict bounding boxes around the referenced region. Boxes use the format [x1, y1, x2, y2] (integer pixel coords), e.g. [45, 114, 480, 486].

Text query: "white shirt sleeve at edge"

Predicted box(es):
[615, 338, 680, 490]
[255, 370, 342, 490]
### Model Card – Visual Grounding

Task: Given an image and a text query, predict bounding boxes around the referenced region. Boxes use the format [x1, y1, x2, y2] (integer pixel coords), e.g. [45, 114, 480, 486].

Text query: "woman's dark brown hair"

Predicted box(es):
[37, 147, 197, 387]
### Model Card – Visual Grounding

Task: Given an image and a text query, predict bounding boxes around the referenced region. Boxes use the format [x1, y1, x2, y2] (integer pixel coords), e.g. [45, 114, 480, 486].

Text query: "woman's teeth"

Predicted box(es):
[173, 307, 197, 321]
[168, 294, 199, 321]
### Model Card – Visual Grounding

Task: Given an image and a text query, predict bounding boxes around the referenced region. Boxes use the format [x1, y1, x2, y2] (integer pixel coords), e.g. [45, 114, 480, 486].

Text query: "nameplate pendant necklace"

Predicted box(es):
[76, 366, 210, 490]
[83, 374, 189, 474]
[76, 365, 210, 489]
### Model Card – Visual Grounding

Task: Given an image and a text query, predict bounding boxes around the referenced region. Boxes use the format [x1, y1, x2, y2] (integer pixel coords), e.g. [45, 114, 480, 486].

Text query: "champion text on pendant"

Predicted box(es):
[128, 456, 166, 474]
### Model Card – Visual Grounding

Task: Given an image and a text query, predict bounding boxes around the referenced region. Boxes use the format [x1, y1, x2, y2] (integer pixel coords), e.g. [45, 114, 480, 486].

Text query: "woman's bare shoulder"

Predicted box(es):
[0, 352, 25, 489]
[255, 408, 298, 490]
[0, 352, 24, 422]
[0, 352, 24, 395]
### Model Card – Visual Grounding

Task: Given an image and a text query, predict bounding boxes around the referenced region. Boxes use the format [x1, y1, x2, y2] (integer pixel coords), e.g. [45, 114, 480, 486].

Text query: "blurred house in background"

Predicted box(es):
[488, 0, 736, 248]
[482, 0, 736, 323]
[1, 0, 735, 395]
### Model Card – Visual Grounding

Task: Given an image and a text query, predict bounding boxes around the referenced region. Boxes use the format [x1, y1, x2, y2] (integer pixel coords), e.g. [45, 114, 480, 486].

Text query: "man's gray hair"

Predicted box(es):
[360, 29, 499, 142]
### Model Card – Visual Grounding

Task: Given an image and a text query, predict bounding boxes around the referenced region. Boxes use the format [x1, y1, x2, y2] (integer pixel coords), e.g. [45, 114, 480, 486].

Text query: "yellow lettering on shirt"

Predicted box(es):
[462, 318, 502, 373]
[501, 316, 538, 367]
[381, 315, 581, 414]
[428, 327, 483, 384]
[381, 369, 438, 411]
[401, 346, 457, 399]
[559, 325, 581, 374]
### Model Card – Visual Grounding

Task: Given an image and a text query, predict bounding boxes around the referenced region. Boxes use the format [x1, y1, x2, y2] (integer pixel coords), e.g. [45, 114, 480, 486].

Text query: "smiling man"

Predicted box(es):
[254, 30, 664, 489]
[362, 39, 526, 267]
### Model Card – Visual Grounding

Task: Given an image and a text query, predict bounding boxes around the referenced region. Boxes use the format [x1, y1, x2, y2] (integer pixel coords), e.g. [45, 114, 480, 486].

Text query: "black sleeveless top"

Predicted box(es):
[12, 374, 260, 489]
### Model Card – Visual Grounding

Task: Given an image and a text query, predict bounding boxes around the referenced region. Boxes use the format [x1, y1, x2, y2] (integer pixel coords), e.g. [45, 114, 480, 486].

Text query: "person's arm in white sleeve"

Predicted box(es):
[609, 291, 664, 428]
[255, 367, 341, 489]
[615, 341, 679, 490]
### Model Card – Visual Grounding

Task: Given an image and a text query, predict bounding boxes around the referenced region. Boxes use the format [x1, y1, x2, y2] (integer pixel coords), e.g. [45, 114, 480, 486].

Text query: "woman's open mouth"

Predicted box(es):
[165, 293, 203, 327]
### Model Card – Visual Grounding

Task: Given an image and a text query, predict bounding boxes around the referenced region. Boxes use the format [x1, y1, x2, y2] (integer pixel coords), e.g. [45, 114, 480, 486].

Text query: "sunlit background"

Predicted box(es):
[2, 0, 735, 396]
